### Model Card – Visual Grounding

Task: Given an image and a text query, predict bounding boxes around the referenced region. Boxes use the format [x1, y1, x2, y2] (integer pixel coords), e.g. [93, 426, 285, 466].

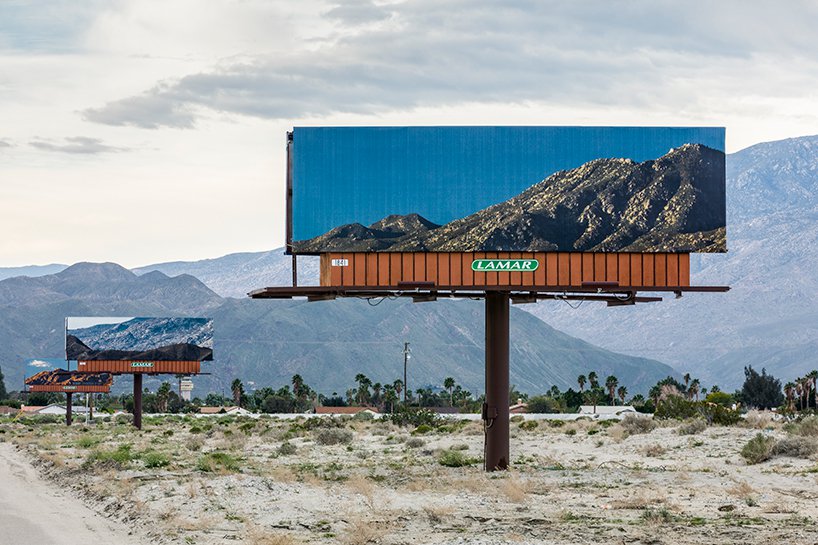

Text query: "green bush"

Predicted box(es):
[438, 449, 479, 467]
[510, 415, 524, 423]
[141, 451, 170, 468]
[352, 411, 374, 422]
[654, 396, 699, 420]
[519, 420, 539, 431]
[86, 444, 134, 467]
[620, 414, 656, 435]
[790, 415, 818, 437]
[197, 452, 240, 472]
[114, 414, 134, 424]
[405, 437, 425, 448]
[387, 407, 440, 428]
[315, 428, 354, 446]
[740, 433, 776, 464]
[771, 436, 818, 458]
[412, 424, 433, 435]
[677, 418, 707, 436]
[277, 442, 297, 456]
[705, 391, 735, 407]
[75, 436, 100, 449]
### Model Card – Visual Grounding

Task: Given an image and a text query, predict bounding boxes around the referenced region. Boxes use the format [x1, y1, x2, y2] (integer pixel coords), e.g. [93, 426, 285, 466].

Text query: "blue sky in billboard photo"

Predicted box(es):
[1, 1, 817, 266]
[292, 126, 724, 239]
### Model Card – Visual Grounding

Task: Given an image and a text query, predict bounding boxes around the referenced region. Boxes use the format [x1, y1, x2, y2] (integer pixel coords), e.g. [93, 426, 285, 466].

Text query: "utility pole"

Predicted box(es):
[403, 342, 411, 403]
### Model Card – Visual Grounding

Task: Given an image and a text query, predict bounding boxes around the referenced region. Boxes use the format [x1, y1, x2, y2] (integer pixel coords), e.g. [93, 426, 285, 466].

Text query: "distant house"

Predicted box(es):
[578, 405, 637, 417]
[22, 403, 92, 415]
[427, 407, 459, 415]
[509, 402, 528, 414]
[314, 406, 379, 415]
[20, 405, 46, 413]
[199, 406, 252, 415]
[0, 406, 18, 415]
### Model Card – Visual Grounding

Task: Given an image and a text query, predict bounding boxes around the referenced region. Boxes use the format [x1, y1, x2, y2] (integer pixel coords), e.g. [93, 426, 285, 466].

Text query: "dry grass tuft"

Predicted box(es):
[423, 504, 454, 523]
[726, 481, 756, 500]
[611, 491, 666, 510]
[500, 475, 529, 503]
[245, 524, 298, 545]
[641, 444, 667, 457]
[347, 475, 377, 509]
[339, 517, 387, 545]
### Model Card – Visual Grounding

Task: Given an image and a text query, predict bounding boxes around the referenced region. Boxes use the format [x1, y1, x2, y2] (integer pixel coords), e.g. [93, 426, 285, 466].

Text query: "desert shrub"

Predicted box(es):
[640, 507, 676, 524]
[565, 428, 577, 436]
[771, 436, 818, 458]
[677, 418, 707, 435]
[352, 411, 375, 422]
[315, 428, 354, 445]
[75, 436, 100, 449]
[790, 415, 818, 437]
[705, 404, 741, 426]
[405, 437, 425, 448]
[141, 451, 170, 468]
[240, 421, 256, 434]
[642, 444, 667, 457]
[189, 425, 203, 434]
[277, 442, 297, 456]
[291, 416, 343, 433]
[115, 414, 134, 424]
[413, 424, 433, 435]
[620, 414, 656, 435]
[438, 449, 479, 467]
[388, 407, 440, 428]
[510, 415, 524, 423]
[163, 429, 174, 437]
[519, 420, 538, 431]
[451, 443, 469, 451]
[546, 420, 565, 428]
[86, 444, 134, 467]
[740, 433, 776, 464]
[705, 391, 735, 407]
[197, 451, 240, 472]
[654, 396, 699, 420]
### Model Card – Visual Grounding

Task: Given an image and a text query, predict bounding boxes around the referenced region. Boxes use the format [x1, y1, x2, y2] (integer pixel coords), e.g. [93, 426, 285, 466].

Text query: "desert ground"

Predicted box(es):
[1, 413, 817, 545]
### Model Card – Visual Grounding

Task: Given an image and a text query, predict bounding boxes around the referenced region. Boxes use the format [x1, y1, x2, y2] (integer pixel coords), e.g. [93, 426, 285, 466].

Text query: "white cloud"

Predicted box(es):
[28, 360, 51, 368]
[30, 136, 128, 154]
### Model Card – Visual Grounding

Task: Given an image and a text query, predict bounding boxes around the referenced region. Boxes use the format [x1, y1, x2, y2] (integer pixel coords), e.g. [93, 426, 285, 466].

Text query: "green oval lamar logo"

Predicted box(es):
[471, 259, 539, 272]
[131, 361, 155, 368]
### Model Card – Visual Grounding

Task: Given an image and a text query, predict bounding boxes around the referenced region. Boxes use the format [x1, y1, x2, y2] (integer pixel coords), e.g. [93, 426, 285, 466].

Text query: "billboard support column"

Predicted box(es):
[133, 374, 143, 430]
[65, 392, 73, 426]
[484, 291, 510, 471]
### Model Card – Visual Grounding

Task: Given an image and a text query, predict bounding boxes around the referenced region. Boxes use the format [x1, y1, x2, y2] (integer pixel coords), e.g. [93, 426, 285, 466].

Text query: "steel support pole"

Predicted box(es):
[65, 392, 73, 426]
[133, 373, 143, 430]
[484, 291, 510, 471]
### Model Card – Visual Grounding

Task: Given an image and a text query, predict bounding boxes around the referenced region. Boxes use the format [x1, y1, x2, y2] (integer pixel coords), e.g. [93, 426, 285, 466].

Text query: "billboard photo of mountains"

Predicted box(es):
[66, 317, 213, 362]
[290, 126, 726, 254]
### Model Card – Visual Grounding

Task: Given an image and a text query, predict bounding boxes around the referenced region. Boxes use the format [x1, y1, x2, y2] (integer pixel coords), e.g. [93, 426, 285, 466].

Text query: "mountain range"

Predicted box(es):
[0, 262, 675, 397]
[294, 144, 725, 253]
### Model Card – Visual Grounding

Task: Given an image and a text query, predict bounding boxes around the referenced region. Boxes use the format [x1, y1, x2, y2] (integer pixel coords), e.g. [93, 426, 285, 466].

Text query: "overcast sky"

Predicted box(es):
[2, 0, 817, 268]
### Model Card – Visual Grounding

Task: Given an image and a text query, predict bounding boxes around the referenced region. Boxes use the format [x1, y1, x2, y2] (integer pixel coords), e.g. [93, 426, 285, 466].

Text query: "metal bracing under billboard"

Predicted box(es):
[288, 126, 726, 255]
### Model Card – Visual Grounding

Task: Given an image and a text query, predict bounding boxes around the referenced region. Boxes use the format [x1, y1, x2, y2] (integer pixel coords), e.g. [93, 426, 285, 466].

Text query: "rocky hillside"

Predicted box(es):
[0, 263, 675, 396]
[294, 144, 726, 253]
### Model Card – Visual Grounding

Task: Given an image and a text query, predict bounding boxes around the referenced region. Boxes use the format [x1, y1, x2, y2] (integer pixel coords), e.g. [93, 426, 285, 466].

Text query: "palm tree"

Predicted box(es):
[809, 370, 818, 411]
[443, 377, 456, 406]
[683, 373, 691, 389]
[231, 378, 244, 408]
[588, 371, 599, 390]
[605, 376, 618, 405]
[784, 382, 796, 412]
[577, 374, 587, 392]
[617, 386, 628, 406]
[292, 374, 304, 400]
[796, 381, 804, 411]
[689, 379, 701, 402]
[156, 382, 172, 413]
[393, 379, 403, 403]
[383, 385, 398, 413]
[354, 373, 371, 405]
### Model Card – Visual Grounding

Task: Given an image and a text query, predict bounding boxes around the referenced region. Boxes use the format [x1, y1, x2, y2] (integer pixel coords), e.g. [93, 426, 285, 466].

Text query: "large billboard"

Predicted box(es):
[66, 317, 213, 362]
[290, 126, 726, 254]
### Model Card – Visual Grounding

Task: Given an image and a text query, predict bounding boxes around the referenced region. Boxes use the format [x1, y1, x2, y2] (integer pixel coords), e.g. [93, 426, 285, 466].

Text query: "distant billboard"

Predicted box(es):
[290, 126, 726, 254]
[66, 317, 213, 362]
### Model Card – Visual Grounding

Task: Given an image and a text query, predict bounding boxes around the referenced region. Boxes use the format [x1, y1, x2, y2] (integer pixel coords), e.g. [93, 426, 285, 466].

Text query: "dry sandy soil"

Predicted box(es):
[1, 413, 818, 545]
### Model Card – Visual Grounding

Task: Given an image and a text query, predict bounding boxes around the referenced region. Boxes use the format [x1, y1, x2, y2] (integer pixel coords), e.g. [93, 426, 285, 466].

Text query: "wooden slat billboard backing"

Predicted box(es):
[319, 252, 690, 288]
[77, 361, 202, 374]
[27, 384, 111, 393]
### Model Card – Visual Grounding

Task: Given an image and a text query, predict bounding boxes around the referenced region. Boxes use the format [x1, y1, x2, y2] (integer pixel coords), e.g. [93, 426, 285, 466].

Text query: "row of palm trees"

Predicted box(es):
[784, 371, 818, 412]
[576, 372, 628, 406]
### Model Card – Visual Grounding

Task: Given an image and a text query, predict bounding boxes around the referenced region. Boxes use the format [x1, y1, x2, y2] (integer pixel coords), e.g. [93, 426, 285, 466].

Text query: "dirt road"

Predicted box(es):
[0, 442, 139, 545]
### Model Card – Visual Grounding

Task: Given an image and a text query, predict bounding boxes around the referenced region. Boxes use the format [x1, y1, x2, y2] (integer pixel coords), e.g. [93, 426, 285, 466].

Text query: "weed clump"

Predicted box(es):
[277, 442, 297, 456]
[387, 407, 440, 428]
[315, 428, 354, 446]
[519, 420, 538, 431]
[142, 451, 170, 468]
[85, 444, 134, 468]
[438, 449, 479, 468]
[740, 433, 776, 464]
[677, 418, 707, 436]
[197, 451, 240, 472]
[620, 414, 656, 435]
[405, 437, 425, 448]
[771, 436, 818, 458]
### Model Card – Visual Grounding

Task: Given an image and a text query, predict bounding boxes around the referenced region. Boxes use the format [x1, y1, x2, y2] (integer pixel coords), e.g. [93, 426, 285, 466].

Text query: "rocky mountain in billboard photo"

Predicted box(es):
[67, 317, 213, 353]
[0, 261, 676, 395]
[522, 135, 818, 390]
[65, 334, 213, 362]
[294, 143, 726, 253]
